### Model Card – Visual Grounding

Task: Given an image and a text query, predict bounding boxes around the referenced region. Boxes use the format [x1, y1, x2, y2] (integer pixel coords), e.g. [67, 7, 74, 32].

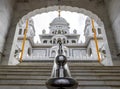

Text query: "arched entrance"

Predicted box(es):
[9, 6, 113, 66]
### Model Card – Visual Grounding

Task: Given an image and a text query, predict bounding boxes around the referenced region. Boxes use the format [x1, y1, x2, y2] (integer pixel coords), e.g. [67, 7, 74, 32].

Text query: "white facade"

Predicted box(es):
[15, 16, 111, 65]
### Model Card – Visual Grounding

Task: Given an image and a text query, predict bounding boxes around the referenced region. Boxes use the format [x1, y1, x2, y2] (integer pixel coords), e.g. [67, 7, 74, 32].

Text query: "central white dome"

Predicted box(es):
[50, 17, 69, 26]
[49, 17, 70, 34]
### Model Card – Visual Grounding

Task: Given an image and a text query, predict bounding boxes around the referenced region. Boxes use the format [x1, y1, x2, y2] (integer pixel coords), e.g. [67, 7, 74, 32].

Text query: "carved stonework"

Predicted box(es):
[18, 6, 104, 27]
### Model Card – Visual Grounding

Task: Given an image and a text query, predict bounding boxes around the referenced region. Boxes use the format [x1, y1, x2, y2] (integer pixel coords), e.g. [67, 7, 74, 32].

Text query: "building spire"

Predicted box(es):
[58, 0, 61, 17]
[58, 5, 61, 17]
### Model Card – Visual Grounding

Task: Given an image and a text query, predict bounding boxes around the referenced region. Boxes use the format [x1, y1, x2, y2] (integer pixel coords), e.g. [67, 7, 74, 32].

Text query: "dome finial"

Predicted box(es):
[58, 6, 61, 17]
[58, 0, 61, 17]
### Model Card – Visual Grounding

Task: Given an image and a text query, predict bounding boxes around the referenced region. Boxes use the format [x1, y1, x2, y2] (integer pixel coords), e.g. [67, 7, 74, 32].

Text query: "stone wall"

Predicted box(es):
[0, 0, 15, 62]
[105, 0, 120, 54]
[104, 0, 120, 65]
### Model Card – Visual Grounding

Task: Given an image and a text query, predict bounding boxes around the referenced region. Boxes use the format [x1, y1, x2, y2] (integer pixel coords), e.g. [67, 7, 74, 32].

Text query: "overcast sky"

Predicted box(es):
[32, 11, 87, 43]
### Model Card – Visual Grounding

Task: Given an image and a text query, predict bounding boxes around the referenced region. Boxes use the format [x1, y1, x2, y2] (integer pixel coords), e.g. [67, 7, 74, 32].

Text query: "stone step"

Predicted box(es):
[0, 85, 120, 89]
[0, 61, 120, 89]
[1, 66, 120, 70]
[1, 68, 120, 72]
[1, 75, 120, 81]
[0, 86, 119, 89]
[0, 69, 120, 73]
[0, 72, 49, 75]
[1, 75, 120, 80]
[0, 86, 47, 89]
[0, 79, 120, 86]
[0, 73, 120, 76]
[1, 77, 120, 81]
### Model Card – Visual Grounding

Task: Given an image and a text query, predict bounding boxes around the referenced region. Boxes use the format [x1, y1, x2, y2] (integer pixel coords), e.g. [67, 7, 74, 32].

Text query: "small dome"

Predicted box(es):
[50, 17, 69, 26]
[73, 29, 77, 34]
[42, 29, 46, 34]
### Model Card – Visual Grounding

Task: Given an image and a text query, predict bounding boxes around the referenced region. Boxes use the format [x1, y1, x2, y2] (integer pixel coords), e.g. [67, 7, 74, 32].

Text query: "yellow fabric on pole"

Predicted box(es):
[91, 19, 101, 63]
[20, 19, 29, 63]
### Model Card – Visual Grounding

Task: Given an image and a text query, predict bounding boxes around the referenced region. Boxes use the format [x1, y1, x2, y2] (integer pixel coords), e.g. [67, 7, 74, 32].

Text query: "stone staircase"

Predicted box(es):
[0, 61, 120, 89]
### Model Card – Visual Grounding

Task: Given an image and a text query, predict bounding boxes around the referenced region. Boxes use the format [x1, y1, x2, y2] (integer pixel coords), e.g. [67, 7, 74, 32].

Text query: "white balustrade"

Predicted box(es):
[23, 54, 99, 61]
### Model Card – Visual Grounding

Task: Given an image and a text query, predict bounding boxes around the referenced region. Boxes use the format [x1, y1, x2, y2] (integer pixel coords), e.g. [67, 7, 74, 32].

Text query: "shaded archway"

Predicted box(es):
[9, 6, 112, 66]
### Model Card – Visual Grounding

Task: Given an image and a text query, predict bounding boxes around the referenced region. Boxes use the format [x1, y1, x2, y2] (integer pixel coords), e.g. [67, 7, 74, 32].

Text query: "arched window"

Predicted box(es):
[55, 31, 57, 34]
[57, 38, 61, 43]
[58, 30, 61, 34]
[64, 50, 67, 56]
[72, 40, 76, 43]
[62, 30, 64, 34]
[98, 28, 101, 34]
[64, 31, 67, 34]
[43, 40, 47, 43]
[102, 50, 106, 54]
[28, 48, 31, 56]
[50, 40, 52, 44]
[51, 50, 56, 57]
[88, 48, 92, 56]
[52, 31, 54, 34]
[67, 40, 69, 43]
[63, 39, 66, 44]
[53, 39, 56, 44]
[19, 29, 22, 35]
[14, 50, 18, 57]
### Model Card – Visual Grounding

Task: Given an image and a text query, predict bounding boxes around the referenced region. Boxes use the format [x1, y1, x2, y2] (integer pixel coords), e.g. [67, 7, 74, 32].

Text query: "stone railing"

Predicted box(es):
[23, 55, 99, 61]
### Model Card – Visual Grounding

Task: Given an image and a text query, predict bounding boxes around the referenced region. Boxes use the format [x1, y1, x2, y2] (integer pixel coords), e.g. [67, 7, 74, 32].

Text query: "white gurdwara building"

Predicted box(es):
[15, 16, 107, 62]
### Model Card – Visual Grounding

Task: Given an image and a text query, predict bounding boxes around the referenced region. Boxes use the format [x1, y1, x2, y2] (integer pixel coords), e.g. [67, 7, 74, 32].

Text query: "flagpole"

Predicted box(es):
[91, 19, 101, 63]
[20, 19, 29, 63]
[58, 5, 61, 17]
